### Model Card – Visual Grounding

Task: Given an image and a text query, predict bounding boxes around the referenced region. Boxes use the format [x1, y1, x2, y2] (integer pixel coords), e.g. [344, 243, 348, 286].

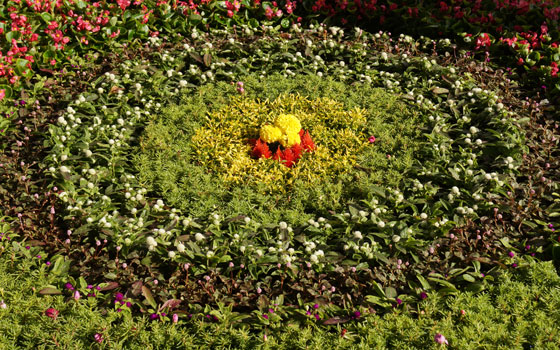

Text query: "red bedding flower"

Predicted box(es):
[251, 128, 316, 167]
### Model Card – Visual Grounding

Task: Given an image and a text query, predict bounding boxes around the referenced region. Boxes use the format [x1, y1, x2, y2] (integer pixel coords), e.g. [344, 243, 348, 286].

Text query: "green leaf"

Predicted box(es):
[15, 58, 30, 75]
[40, 13, 53, 23]
[417, 274, 431, 290]
[371, 281, 385, 297]
[473, 260, 481, 273]
[385, 286, 397, 299]
[104, 272, 118, 280]
[138, 25, 149, 36]
[461, 273, 476, 282]
[142, 286, 157, 309]
[428, 277, 457, 290]
[39, 287, 62, 295]
[365, 295, 392, 308]
[51, 256, 70, 276]
[78, 277, 88, 290]
[203, 53, 212, 67]
[281, 18, 290, 28]
[248, 18, 259, 28]
[431, 87, 449, 94]
[437, 287, 458, 296]
[189, 14, 202, 23]
[465, 282, 486, 293]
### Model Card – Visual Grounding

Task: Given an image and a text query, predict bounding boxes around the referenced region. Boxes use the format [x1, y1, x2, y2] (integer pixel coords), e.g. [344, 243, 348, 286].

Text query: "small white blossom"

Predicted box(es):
[195, 233, 205, 241]
[146, 236, 157, 247]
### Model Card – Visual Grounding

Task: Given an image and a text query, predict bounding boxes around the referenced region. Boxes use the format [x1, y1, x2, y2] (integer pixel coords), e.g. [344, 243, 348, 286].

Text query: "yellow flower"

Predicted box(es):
[280, 130, 301, 147]
[274, 114, 301, 135]
[260, 124, 283, 143]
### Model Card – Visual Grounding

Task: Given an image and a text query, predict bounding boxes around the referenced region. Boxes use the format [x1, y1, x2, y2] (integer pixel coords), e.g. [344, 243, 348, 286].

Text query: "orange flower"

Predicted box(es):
[281, 148, 296, 167]
[291, 142, 303, 159]
[300, 130, 316, 151]
[250, 129, 314, 167]
[252, 139, 272, 159]
[273, 148, 283, 161]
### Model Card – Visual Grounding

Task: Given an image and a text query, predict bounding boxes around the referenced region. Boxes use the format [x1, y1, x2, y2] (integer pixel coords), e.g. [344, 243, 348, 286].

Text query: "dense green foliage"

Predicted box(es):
[136, 74, 421, 225]
[0, 0, 559, 348]
[1, 237, 559, 349]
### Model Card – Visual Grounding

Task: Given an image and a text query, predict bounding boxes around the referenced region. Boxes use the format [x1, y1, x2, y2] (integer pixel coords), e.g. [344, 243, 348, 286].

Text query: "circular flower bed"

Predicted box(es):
[41, 26, 527, 316]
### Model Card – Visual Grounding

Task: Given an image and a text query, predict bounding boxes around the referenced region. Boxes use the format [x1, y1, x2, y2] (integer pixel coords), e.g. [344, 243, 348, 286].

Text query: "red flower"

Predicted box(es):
[291, 143, 303, 159]
[251, 129, 315, 167]
[475, 33, 491, 50]
[300, 130, 316, 151]
[44, 308, 59, 320]
[252, 139, 272, 159]
[281, 148, 296, 167]
[273, 148, 283, 161]
[551, 62, 559, 77]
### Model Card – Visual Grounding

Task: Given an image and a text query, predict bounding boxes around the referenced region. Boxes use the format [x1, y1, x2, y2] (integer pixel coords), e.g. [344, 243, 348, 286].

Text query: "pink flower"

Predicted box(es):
[368, 136, 376, 143]
[551, 62, 559, 77]
[94, 333, 103, 343]
[265, 8, 274, 19]
[0, 89, 5, 101]
[475, 33, 491, 50]
[434, 333, 448, 345]
[172, 313, 179, 323]
[73, 291, 81, 301]
[44, 308, 59, 320]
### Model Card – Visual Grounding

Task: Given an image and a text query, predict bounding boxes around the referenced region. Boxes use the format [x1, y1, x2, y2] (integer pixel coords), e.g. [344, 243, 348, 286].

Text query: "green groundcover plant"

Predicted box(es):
[1, 232, 560, 349]
[135, 74, 422, 225]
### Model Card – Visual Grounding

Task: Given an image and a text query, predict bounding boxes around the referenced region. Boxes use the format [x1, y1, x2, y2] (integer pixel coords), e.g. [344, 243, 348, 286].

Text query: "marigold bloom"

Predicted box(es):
[274, 114, 301, 135]
[260, 124, 282, 143]
[280, 130, 301, 148]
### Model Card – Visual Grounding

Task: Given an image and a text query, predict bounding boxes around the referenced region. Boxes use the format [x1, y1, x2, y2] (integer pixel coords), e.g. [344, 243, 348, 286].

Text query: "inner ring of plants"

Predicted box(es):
[135, 75, 422, 225]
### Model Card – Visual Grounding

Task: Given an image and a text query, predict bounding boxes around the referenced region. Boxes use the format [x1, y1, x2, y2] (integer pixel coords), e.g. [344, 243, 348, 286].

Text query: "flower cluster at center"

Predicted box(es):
[251, 114, 316, 167]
